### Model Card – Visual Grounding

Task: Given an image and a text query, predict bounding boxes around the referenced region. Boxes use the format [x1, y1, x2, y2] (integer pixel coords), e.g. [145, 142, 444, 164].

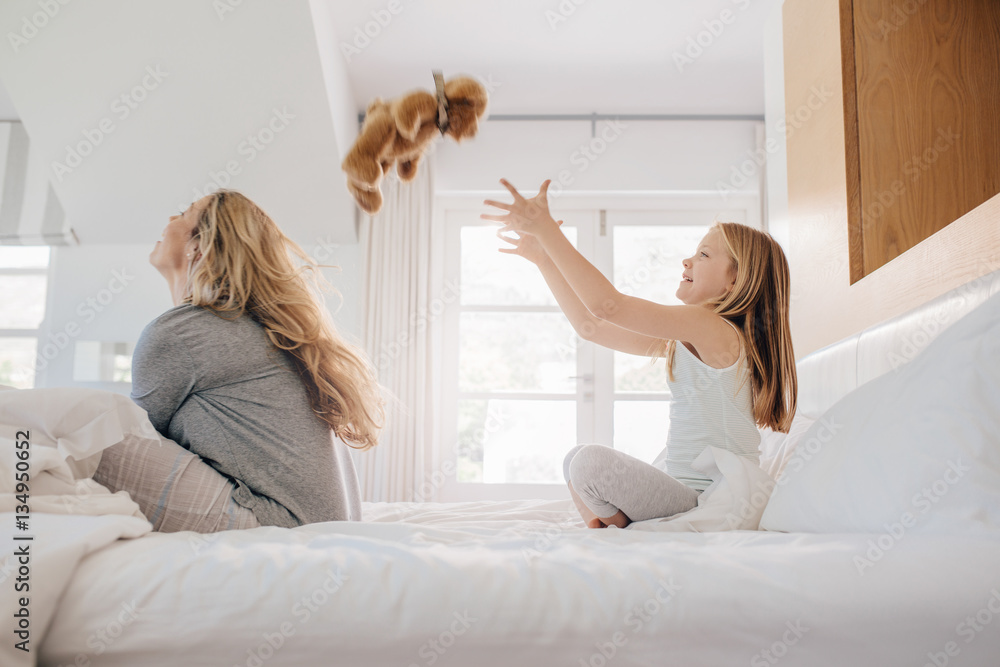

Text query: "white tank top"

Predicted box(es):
[651, 318, 761, 491]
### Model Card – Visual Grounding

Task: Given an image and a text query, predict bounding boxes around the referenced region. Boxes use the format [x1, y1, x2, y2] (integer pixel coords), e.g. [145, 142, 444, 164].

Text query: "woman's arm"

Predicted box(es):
[484, 179, 728, 348]
[498, 227, 663, 356]
[130, 319, 196, 435]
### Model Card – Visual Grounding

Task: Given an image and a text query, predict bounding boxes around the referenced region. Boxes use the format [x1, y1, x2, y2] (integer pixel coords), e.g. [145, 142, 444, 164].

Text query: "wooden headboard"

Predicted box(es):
[796, 268, 1000, 420]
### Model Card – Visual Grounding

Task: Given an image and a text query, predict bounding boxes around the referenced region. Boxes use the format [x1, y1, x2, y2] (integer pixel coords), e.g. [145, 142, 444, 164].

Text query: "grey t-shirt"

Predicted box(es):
[130, 303, 363, 527]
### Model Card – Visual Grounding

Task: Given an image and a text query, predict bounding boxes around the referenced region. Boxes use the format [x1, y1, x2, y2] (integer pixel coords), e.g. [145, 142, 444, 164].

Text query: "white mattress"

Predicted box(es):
[40, 498, 1000, 667]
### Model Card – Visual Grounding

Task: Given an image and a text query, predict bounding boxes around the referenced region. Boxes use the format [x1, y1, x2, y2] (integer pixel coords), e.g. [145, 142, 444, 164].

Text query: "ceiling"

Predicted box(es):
[0, 0, 782, 245]
[323, 0, 784, 116]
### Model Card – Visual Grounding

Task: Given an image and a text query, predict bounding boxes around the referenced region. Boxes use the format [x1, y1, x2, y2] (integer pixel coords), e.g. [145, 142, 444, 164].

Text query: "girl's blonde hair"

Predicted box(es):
[659, 222, 797, 433]
[182, 190, 384, 450]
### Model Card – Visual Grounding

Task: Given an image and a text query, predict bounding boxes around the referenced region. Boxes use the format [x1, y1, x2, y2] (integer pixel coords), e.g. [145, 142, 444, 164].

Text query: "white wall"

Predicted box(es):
[762, 1, 789, 249]
[433, 118, 762, 195]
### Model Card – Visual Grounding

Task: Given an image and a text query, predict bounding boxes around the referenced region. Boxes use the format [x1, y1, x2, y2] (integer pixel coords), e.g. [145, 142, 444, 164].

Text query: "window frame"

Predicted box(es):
[0, 248, 52, 389]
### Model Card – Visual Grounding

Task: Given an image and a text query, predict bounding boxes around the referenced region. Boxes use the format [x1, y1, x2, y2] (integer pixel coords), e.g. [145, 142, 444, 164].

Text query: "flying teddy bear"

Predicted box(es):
[341, 73, 489, 215]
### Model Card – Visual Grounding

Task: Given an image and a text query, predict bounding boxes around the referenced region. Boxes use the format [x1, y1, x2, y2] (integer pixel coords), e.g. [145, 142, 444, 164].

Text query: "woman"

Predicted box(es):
[93, 190, 384, 532]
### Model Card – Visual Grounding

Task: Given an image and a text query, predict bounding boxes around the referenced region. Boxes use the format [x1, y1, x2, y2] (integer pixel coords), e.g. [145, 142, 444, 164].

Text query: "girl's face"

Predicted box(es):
[676, 228, 736, 306]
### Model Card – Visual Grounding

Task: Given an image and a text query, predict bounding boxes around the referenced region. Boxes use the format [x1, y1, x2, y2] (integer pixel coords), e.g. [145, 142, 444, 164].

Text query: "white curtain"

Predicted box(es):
[353, 159, 443, 502]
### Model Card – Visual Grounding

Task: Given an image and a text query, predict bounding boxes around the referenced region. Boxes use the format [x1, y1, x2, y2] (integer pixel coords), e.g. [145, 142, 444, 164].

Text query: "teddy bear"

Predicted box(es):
[341, 73, 489, 215]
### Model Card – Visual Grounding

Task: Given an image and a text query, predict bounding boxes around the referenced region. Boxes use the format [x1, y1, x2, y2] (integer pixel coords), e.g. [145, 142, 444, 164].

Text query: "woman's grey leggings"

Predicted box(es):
[563, 444, 702, 522]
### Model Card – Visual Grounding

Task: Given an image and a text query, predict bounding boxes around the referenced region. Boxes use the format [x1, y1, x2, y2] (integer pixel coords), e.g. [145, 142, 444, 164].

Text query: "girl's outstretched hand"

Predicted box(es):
[481, 178, 559, 238]
[497, 220, 563, 266]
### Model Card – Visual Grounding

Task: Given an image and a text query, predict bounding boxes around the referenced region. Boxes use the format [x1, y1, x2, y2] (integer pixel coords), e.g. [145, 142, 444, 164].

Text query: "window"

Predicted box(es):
[438, 194, 759, 501]
[0, 246, 51, 389]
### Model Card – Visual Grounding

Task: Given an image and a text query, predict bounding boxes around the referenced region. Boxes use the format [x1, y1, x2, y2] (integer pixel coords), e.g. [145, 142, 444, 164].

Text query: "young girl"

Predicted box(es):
[482, 179, 796, 529]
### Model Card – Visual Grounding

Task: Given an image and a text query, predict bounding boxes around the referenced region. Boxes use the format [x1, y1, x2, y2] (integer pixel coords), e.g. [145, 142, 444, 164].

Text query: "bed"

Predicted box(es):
[3, 268, 1000, 667]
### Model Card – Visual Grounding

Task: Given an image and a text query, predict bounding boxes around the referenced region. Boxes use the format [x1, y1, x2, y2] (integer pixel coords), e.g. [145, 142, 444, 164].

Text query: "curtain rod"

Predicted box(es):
[484, 113, 764, 121]
[356, 112, 764, 123]
[356, 111, 764, 136]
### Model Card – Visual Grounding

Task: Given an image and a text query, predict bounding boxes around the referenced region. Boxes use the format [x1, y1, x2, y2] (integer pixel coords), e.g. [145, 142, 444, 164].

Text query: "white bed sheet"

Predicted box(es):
[40, 498, 1000, 667]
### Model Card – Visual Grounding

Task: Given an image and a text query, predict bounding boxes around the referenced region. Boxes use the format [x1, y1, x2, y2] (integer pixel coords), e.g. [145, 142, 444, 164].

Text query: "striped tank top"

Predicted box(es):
[650, 318, 761, 491]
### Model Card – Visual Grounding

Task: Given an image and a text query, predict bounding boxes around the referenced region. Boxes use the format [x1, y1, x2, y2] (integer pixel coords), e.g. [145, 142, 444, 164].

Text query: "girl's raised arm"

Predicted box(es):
[482, 179, 734, 357]
[497, 227, 663, 356]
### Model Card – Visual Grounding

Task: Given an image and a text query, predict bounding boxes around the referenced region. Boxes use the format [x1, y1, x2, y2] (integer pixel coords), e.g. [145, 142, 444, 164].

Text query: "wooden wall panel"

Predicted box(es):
[849, 0, 1000, 279]
[783, 0, 1000, 358]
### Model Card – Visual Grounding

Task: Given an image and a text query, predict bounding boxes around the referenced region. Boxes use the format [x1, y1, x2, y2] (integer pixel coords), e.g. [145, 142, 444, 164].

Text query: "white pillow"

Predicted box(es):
[760, 291, 1000, 536]
[0, 387, 160, 479]
[758, 413, 817, 480]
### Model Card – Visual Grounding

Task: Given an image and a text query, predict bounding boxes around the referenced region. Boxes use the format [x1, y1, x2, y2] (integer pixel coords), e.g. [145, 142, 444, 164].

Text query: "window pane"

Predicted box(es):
[613, 225, 708, 303]
[73, 341, 135, 383]
[615, 351, 668, 393]
[458, 398, 576, 484]
[614, 400, 670, 464]
[0, 338, 38, 388]
[459, 312, 576, 393]
[0, 275, 48, 328]
[0, 246, 49, 269]
[461, 225, 577, 306]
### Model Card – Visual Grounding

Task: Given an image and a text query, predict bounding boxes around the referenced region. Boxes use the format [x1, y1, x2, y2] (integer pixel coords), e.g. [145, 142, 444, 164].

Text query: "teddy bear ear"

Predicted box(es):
[444, 77, 488, 105]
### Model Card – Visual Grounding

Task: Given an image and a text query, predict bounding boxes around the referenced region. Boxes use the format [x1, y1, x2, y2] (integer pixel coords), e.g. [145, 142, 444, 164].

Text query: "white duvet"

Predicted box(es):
[31, 500, 1000, 667]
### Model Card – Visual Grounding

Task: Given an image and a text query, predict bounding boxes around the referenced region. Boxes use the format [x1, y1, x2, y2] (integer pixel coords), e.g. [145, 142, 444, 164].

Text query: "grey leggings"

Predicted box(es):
[563, 444, 702, 522]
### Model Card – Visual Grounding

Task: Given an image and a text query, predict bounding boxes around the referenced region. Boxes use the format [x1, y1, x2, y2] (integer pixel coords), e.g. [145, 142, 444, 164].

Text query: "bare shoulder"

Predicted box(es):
[684, 313, 742, 369]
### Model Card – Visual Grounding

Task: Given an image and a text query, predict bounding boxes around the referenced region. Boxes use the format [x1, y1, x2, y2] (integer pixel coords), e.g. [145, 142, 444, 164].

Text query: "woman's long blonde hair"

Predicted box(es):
[182, 190, 384, 450]
[661, 222, 797, 433]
